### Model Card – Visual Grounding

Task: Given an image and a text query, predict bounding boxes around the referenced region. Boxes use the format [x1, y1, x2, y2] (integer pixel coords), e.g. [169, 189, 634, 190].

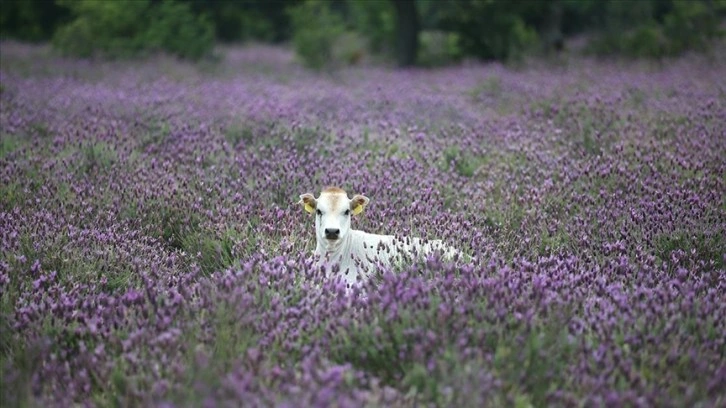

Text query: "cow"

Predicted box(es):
[298, 186, 461, 287]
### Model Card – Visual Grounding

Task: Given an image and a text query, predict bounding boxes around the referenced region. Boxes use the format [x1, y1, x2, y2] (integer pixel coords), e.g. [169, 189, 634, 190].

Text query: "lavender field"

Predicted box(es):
[1, 41, 725, 407]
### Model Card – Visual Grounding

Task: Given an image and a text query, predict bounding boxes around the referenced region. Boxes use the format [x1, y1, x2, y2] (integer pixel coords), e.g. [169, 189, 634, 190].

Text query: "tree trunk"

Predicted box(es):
[392, 0, 419, 67]
[543, 0, 564, 54]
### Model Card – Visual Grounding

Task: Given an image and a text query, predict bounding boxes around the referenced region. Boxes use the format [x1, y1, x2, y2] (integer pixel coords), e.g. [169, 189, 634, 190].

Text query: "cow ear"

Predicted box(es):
[350, 194, 370, 215]
[298, 193, 317, 214]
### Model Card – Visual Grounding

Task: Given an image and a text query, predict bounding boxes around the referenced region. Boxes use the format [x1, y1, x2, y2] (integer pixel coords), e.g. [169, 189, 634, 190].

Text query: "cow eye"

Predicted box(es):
[344, 209, 350, 216]
[316, 209, 322, 216]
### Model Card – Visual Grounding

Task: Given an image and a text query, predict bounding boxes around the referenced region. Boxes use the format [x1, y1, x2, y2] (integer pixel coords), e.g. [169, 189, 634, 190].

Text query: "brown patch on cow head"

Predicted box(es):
[321, 186, 347, 195]
[320, 187, 348, 213]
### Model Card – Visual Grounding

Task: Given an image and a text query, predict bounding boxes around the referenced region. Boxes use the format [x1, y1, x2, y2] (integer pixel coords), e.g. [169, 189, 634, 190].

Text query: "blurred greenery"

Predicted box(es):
[51, 0, 214, 60]
[347, 0, 396, 54]
[184, 0, 296, 43]
[433, 0, 542, 62]
[0, 0, 69, 42]
[287, 0, 346, 70]
[588, 0, 725, 58]
[1, 0, 724, 65]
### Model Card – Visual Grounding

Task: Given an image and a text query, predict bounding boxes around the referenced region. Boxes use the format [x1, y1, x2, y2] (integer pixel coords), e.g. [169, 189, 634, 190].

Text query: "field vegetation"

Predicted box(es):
[1, 40, 725, 406]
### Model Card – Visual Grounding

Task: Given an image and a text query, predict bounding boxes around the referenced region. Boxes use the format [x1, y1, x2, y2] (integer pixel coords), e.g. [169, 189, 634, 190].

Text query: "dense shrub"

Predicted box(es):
[417, 30, 462, 67]
[52, 0, 214, 60]
[0, 0, 69, 42]
[346, 0, 395, 54]
[144, 1, 214, 60]
[196, 2, 276, 43]
[662, 0, 724, 54]
[588, 0, 724, 58]
[437, 0, 540, 62]
[52, 0, 150, 58]
[287, 0, 346, 70]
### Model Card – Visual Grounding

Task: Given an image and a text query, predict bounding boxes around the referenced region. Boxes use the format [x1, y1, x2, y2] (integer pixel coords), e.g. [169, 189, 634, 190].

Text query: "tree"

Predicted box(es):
[391, 0, 419, 67]
[0, 0, 69, 42]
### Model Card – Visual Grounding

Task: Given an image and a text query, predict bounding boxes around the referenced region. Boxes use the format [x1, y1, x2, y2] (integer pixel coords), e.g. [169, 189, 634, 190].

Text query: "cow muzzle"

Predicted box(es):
[324, 228, 340, 240]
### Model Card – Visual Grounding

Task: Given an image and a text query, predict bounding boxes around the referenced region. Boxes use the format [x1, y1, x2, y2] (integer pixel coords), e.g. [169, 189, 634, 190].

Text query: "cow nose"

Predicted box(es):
[325, 228, 340, 239]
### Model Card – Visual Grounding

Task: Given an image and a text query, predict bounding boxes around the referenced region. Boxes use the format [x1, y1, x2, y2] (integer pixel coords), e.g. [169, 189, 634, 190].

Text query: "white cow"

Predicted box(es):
[298, 186, 460, 287]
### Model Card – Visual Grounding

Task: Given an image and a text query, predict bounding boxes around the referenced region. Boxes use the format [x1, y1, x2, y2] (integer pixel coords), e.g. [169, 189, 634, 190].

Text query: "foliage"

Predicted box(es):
[183, 0, 297, 43]
[346, 0, 396, 54]
[287, 0, 346, 70]
[588, 0, 724, 58]
[52, 0, 214, 60]
[52, 0, 149, 58]
[663, 0, 724, 54]
[417, 30, 462, 67]
[435, 0, 541, 61]
[145, 1, 214, 60]
[0, 0, 69, 42]
[3, 0, 725, 64]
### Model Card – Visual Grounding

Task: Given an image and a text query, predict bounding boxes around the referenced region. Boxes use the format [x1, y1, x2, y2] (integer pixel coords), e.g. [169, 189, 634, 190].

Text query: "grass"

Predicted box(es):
[133, 199, 204, 251]
[224, 121, 324, 154]
[81, 142, 119, 174]
[330, 297, 580, 406]
[468, 75, 502, 100]
[1, 230, 136, 298]
[181, 228, 242, 276]
[139, 121, 171, 150]
[0, 133, 30, 159]
[224, 123, 258, 148]
[654, 230, 725, 272]
[0, 181, 27, 209]
[359, 128, 404, 163]
[0, 334, 38, 407]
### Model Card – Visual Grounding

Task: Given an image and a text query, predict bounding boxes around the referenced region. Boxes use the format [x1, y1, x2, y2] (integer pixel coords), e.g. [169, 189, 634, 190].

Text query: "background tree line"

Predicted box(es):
[1, 0, 724, 67]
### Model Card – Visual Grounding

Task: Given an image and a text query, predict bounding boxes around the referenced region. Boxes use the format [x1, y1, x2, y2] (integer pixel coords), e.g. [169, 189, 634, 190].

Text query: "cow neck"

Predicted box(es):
[316, 230, 352, 261]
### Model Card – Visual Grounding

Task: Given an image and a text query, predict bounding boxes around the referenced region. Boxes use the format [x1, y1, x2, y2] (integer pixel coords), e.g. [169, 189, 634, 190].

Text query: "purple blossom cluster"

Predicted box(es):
[1, 41, 725, 406]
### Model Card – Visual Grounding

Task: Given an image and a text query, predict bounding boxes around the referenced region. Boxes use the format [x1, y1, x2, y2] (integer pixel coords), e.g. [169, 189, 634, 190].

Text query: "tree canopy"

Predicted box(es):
[1, 0, 723, 65]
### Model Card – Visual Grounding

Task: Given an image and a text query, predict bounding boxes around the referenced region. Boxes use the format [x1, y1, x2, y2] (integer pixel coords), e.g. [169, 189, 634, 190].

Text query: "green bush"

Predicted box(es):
[331, 31, 368, 66]
[588, 0, 724, 58]
[52, 0, 214, 60]
[627, 25, 668, 58]
[0, 0, 69, 42]
[506, 17, 538, 62]
[287, 0, 346, 70]
[204, 3, 276, 43]
[346, 0, 395, 54]
[437, 0, 540, 62]
[53, 0, 149, 58]
[237, 10, 276, 43]
[663, 0, 723, 54]
[417, 30, 461, 67]
[144, 1, 214, 60]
